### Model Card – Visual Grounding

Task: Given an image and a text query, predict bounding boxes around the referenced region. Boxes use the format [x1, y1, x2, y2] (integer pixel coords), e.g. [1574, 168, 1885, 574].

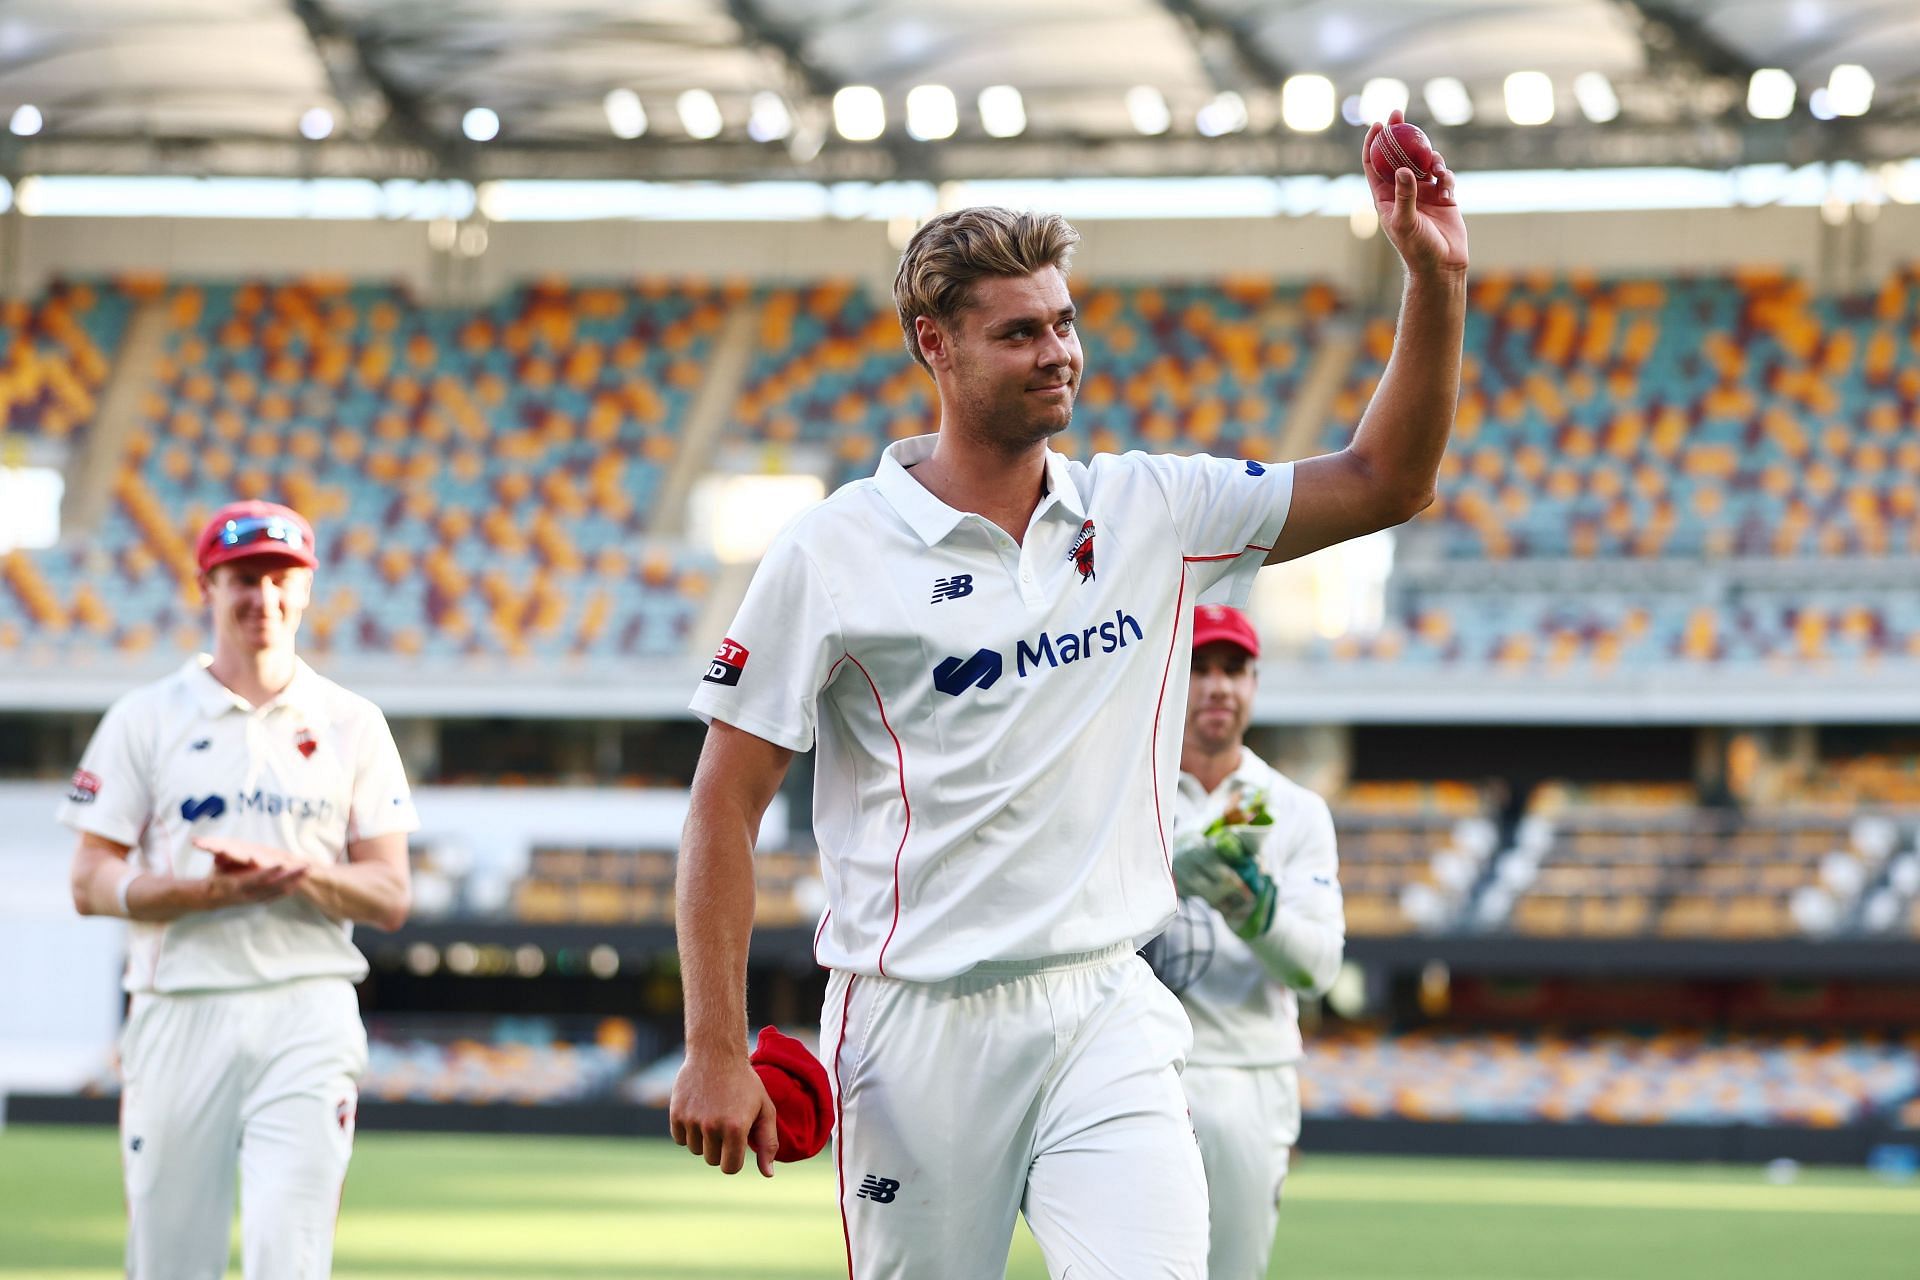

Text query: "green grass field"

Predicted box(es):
[3, 1125, 1917, 1279]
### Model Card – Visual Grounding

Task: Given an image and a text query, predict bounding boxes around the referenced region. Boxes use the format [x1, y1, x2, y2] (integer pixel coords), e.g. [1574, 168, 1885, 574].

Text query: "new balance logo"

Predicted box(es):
[929, 574, 973, 604]
[933, 648, 1002, 696]
[856, 1175, 900, 1204]
[190, 739, 211, 752]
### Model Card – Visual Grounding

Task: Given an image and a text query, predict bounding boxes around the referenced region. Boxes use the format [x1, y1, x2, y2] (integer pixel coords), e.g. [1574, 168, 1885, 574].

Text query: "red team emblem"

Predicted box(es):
[68, 769, 101, 805]
[1068, 520, 1096, 582]
[294, 727, 317, 759]
[704, 637, 750, 687]
[335, 1097, 355, 1133]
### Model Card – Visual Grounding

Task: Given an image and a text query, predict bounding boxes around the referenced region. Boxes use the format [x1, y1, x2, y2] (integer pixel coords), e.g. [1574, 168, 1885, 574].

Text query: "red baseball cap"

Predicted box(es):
[194, 500, 318, 574]
[1192, 605, 1260, 658]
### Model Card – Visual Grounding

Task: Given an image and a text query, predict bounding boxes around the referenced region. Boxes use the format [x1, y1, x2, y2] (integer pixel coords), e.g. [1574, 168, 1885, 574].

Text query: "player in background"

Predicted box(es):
[1147, 604, 1344, 1280]
[671, 111, 1464, 1279]
[60, 499, 418, 1280]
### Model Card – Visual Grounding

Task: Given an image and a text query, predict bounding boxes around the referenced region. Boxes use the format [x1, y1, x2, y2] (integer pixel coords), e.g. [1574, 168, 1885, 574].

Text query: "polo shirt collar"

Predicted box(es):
[185, 654, 324, 719]
[874, 433, 1086, 548]
[1182, 747, 1260, 802]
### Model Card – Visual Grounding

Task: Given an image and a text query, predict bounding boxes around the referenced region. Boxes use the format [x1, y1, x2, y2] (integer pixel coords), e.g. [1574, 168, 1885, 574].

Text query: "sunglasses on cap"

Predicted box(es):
[217, 516, 307, 552]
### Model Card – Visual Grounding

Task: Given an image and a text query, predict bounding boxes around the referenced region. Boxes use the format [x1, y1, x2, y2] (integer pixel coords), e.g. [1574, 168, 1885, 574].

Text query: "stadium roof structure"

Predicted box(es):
[1, 0, 1918, 182]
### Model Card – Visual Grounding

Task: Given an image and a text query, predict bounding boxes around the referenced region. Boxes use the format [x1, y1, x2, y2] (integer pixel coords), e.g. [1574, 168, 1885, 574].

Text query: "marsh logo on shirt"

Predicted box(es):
[704, 637, 749, 687]
[68, 769, 101, 805]
[180, 791, 338, 824]
[934, 608, 1145, 695]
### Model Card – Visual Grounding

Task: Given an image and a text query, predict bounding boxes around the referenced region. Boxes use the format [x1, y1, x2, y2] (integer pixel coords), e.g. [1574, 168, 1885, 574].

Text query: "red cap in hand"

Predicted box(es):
[750, 1026, 834, 1163]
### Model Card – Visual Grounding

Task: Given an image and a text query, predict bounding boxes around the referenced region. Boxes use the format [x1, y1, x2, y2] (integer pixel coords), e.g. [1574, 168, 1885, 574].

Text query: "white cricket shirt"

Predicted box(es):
[56, 655, 420, 995]
[689, 433, 1294, 981]
[1174, 748, 1345, 1067]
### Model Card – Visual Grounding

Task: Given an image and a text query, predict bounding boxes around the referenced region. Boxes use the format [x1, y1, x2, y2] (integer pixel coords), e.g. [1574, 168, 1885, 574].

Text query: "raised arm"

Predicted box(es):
[1267, 109, 1469, 565]
[669, 719, 795, 1177]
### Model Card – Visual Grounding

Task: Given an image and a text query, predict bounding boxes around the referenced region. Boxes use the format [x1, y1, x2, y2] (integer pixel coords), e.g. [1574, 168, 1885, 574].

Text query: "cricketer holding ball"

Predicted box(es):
[672, 113, 1464, 1279]
[1149, 604, 1345, 1280]
[60, 500, 418, 1280]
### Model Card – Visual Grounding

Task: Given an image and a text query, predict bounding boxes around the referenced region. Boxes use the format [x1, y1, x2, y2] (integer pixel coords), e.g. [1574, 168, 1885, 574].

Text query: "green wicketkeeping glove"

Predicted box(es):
[1170, 829, 1276, 940]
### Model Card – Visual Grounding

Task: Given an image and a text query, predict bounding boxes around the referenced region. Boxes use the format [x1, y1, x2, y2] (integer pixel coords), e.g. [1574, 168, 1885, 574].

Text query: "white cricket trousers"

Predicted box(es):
[1183, 1063, 1300, 1280]
[823, 944, 1210, 1279]
[119, 976, 367, 1280]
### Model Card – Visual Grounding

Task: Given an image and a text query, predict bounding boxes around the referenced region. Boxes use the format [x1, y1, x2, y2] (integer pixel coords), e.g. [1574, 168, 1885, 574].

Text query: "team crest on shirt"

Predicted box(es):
[294, 727, 317, 759]
[1068, 519, 1096, 582]
[335, 1097, 356, 1133]
[68, 769, 101, 805]
[704, 637, 749, 686]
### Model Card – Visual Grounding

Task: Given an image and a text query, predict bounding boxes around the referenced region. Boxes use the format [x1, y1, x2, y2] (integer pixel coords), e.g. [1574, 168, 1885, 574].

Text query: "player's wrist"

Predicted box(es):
[111, 863, 144, 917]
[683, 1028, 752, 1066]
[1404, 260, 1469, 289]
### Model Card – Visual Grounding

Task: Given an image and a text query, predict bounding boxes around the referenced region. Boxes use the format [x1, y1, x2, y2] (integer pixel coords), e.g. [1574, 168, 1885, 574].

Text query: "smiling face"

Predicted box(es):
[1186, 640, 1256, 757]
[915, 267, 1083, 451]
[203, 559, 312, 659]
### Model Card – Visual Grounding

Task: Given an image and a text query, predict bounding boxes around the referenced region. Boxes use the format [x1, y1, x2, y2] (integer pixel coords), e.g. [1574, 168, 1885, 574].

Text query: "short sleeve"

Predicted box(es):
[1137, 452, 1293, 607]
[688, 527, 843, 753]
[348, 710, 420, 843]
[55, 697, 153, 847]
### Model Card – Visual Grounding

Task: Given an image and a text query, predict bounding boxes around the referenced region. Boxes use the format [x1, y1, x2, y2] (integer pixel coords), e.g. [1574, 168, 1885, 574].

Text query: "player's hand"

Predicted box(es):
[1172, 834, 1254, 918]
[197, 855, 308, 909]
[194, 835, 299, 870]
[1172, 832, 1277, 940]
[669, 1051, 779, 1178]
[1362, 109, 1467, 278]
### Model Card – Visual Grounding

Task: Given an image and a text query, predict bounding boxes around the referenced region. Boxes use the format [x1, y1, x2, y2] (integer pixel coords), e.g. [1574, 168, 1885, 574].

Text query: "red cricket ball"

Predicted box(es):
[1368, 122, 1448, 203]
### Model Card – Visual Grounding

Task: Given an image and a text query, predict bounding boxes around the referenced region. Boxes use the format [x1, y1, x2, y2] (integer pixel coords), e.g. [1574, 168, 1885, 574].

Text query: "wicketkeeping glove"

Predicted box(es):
[1171, 829, 1276, 940]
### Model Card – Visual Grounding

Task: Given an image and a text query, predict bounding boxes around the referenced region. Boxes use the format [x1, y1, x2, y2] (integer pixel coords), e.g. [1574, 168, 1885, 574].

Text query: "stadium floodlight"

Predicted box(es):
[1195, 91, 1248, 137]
[1747, 68, 1795, 119]
[1280, 75, 1336, 133]
[1573, 72, 1618, 123]
[979, 85, 1026, 138]
[461, 107, 500, 142]
[588, 945, 621, 979]
[1359, 77, 1409, 123]
[603, 88, 646, 139]
[1423, 76, 1473, 126]
[834, 86, 885, 141]
[906, 84, 958, 141]
[1808, 87, 1836, 120]
[9, 104, 42, 137]
[1504, 71, 1554, 126]
[676, 89, 723, 139]
[748, 92, 790, 142]
[1125, 85, 1171, 136]
[1882, 161, 1920, 205]
[298, 107, 333, 140]
[1827, 64, 1873, 117]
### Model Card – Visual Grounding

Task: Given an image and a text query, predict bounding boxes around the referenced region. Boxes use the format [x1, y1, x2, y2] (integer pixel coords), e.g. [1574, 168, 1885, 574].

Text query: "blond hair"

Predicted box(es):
[893, 207, 1080, 371]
